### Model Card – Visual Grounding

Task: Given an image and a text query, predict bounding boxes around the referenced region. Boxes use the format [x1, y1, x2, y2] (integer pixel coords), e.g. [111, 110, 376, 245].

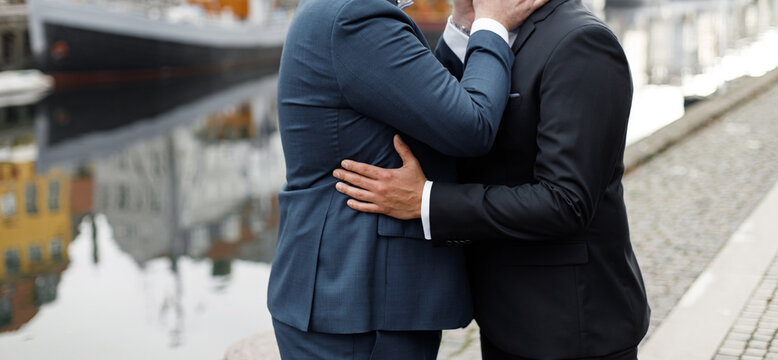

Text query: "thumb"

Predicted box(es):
[393, 135, 418, 166]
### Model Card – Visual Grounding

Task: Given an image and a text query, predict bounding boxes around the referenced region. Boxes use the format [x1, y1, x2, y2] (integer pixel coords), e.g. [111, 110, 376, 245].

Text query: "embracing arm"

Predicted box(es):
[430, 25, 633, 241]
[434, 19, 471, 80]
[332, 1, 513, 157]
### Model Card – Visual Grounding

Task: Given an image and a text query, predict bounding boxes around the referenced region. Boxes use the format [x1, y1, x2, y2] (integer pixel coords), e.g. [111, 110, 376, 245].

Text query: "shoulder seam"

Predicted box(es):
[329, 0, 353, 166]
[330, 0, 356, 97]
[539, 23, 618, 81]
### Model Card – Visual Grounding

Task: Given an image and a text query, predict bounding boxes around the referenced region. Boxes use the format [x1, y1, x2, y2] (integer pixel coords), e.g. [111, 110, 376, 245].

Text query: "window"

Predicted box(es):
[25, 182, 38, 214]
[118, 184, 128, 210]
[4, 249, 20, 275]
[48, 181, 60, 211]
[0, 290, 11, 327]
[34, 274, 57, 305]
[0, 192, 16, 218]
[29, 245, 42, 263]
[50, 238, 63, 261]
[2, 32, 13, 64]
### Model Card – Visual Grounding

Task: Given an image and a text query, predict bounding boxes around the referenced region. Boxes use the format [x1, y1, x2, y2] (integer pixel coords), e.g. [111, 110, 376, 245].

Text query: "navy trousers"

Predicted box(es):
[273, 318, 442, 359]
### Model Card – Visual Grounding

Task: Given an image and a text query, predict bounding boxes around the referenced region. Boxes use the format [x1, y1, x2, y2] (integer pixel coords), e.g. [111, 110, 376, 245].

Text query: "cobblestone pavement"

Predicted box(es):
[437, 82, 778, 358]
[714, 259, 778, 360]
[624, 82, 778, 339]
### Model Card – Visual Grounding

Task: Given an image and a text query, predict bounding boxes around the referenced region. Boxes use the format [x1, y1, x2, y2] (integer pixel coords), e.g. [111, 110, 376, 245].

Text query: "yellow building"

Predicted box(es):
[0, 161, 72, 281]
[203, 103, 256, 140]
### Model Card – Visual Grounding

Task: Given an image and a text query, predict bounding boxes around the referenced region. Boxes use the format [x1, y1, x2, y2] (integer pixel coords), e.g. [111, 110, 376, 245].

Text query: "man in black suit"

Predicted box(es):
[332, 0, 650, 358]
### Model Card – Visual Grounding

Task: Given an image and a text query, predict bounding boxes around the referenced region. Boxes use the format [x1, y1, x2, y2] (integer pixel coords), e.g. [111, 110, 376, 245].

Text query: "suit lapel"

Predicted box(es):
[512, 0, 571, 54]
[511, 22, 536, 54]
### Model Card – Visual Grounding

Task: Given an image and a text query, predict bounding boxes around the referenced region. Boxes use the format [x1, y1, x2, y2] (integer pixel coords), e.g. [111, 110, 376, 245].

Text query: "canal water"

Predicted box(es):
[1, 73, 285, 359]
[1, 1, 777, 359]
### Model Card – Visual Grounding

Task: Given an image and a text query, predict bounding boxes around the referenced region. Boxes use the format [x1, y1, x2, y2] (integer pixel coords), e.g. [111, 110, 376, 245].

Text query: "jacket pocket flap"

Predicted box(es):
[377, 215, 425, 239]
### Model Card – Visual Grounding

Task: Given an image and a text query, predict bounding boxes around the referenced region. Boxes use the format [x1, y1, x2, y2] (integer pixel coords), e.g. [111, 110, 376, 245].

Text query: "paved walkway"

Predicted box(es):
[714, 259, 778, 359]
[227, 76, 778, 359]
[625, 79, 778, 339]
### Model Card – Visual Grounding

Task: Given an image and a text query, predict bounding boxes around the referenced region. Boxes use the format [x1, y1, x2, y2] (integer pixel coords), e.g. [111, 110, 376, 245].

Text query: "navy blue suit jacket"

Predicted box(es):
[267, 0, 514, 333]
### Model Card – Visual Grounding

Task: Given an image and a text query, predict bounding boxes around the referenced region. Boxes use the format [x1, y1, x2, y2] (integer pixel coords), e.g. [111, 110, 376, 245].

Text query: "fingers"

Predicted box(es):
[393, 135, 418, 167]
[341, 159, 388, 180]
[345, 199, 383, 214]
[335, 182, 376, 203]
[533, 0, 549, 10]
[333, 168, 376, 190]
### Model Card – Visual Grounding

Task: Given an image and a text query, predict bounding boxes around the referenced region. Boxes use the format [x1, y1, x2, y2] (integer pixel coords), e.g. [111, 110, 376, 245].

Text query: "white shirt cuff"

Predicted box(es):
[421, 180, 433, 240]
[443, 16, 470, 63]
[471, 18, 510, 46]
[443, 17, 510, 64]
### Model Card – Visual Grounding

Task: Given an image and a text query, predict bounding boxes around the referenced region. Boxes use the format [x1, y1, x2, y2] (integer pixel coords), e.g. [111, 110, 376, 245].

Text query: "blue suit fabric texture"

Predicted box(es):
[273, 318, 441, 359]
[268, 0, 514, 336]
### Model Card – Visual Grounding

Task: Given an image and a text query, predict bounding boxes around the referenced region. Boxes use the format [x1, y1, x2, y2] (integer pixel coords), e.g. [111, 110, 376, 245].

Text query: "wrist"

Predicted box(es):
[473, 13, 509, 31]
[413, 183, 425, 219]
[451, 12, 473, 32]
[449, 16, 471, 35]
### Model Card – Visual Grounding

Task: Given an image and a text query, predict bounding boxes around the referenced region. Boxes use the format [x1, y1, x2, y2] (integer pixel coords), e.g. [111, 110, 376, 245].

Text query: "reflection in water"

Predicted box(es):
[0, 72, 285, 359]
[0, 161, 70, 334]
[603, 0, 778, 143]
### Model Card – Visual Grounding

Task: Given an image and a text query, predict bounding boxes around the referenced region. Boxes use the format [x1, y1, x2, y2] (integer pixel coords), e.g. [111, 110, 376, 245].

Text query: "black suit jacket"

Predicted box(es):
[431, 0, 650, 358]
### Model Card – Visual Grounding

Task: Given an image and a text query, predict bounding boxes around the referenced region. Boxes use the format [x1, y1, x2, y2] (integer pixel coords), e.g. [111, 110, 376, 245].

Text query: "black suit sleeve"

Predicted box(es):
[430, 25, 632, 241]
[435, 38, 465, 80]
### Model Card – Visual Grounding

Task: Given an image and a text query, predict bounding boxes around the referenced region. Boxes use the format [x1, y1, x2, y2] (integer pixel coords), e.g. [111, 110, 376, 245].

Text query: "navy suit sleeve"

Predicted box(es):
[435, 38, 465, 80]
[430, 25, 633, 241]
[331, 1, 513, 157]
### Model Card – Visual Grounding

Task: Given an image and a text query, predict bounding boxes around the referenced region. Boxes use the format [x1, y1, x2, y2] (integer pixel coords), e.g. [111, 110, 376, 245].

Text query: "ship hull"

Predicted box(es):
[40, 22, 283, 86]
[27, 0, 288, 87]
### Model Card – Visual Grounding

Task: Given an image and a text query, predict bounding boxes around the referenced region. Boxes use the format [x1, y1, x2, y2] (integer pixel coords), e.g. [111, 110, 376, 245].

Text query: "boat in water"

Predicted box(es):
[26, 0, 291, 87]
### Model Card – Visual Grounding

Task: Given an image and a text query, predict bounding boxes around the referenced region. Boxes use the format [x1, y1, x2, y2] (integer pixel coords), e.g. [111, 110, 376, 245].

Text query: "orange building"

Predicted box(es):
[403, 0, 450, 32]
[0, 161, 72, 333]
[188, 0, 251, 19]
[202, 103, 256, 140]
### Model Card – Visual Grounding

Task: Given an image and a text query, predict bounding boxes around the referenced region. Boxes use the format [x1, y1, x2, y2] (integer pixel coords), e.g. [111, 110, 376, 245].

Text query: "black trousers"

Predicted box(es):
[480, 330, 638, 360]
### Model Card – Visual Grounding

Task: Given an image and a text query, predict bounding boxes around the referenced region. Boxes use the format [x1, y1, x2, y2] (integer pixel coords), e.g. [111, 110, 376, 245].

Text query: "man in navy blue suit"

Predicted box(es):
[268, 0, 547, 358]
[333, 0, 651, 358]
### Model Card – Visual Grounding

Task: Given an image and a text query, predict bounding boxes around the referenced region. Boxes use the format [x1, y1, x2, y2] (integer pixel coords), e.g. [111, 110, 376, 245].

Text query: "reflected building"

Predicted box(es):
[606, 0, 778, 93]
[2, 72, 287, 350]
[93, 136, 176, 264]
[0, 1, 33, 71]
[0, 156, 71, 333]
[0, 72, 284, 341]
[0, 101, 93, 333]
[602, 0, 778, 142]
[35, 73, 285, 270]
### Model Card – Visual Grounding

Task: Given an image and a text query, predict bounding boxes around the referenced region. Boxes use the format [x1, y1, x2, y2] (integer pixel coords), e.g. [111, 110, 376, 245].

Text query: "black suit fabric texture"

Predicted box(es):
[430, 0, 650, 358]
